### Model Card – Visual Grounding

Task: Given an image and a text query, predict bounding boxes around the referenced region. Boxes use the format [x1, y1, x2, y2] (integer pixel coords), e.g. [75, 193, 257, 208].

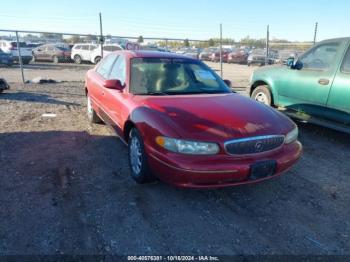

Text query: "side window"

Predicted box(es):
[299, 42, 340, 70]
[341, 47, 350, 73]
[81, 45, 89, 51]
[109, 56, 126, 84]
[90, 45, 98, 51]
[75, 45, 82, 50]
[96, 55, 117, 79]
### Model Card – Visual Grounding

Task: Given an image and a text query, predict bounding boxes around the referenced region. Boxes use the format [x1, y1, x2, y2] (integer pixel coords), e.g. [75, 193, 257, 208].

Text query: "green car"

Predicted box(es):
[249, 37, 350, 133]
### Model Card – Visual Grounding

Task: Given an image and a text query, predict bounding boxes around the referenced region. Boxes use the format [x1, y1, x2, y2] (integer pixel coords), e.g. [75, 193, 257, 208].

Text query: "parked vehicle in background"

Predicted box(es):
[85, 50, 302, 188]
[249, 37, 350, 133]
[32, 44, 71, 63]
[71, 43, 98, 64]
[247, 49, 275, 66]
[0, 49, 13, 66]
[275, 50, 300, 64]
[0, 40, 32, 64]
[199, 48, 216, 61]
[90, 44, 123, 64]
[227, 49, 249, 64]
[210, 49, 231, 62]
[183, 48, 201, 59]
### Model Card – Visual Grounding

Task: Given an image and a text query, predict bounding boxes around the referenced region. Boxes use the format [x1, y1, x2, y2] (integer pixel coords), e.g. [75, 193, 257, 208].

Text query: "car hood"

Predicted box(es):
[134, 93, 295, 142]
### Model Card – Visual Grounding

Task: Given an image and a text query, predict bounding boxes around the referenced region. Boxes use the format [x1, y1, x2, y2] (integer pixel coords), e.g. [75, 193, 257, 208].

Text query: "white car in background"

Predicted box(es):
[90, 44, 123, 64]
[0, 40, 33, 64]
[71, 43, 98, 64]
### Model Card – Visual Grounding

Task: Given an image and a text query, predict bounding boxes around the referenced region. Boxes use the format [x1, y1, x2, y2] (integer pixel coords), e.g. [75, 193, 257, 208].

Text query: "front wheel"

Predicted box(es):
[251, 85, 272, 106]
[128, 128, 156, 184]
[53, 56, 59, 64]
[74, 55, 82, 64]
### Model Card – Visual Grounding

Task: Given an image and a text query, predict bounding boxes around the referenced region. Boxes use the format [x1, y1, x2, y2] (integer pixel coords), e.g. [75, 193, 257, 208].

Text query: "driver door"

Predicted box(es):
[277, 40, 347, 111]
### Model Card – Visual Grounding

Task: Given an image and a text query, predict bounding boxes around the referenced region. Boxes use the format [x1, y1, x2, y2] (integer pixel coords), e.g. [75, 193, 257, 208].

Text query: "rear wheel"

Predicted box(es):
[251, 85, 272, 106]
[87, 95, 102, 123]
[128, 128, 156, 184]
[74, 55, 82, 64]
[94, 56, 101, 64]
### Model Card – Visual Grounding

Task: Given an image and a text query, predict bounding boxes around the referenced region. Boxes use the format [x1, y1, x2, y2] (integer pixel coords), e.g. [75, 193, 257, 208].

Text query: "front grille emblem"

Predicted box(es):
[254, 141, 264, 152]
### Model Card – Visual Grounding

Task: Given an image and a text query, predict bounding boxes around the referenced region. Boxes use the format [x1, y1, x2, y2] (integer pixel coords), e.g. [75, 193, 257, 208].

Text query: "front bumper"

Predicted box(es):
[146, 141, 302, 188]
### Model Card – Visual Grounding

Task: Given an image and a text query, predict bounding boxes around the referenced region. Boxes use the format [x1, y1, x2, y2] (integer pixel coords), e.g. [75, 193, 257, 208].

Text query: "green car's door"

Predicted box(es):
[276, 40, 348, 114]
[326, 43, 350, 122]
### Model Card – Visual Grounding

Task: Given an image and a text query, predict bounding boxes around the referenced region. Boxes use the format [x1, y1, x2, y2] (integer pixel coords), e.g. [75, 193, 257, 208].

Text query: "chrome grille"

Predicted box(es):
[224, 135, 285, 155]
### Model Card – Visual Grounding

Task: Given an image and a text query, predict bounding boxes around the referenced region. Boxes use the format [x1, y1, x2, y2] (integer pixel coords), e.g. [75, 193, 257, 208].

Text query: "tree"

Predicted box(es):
[137, 35, 144, 43]
[208, 38, 215, 47]
[40, 33, 63, 40]
[184, 39, 190, 47]
[85, 34, 98, 42]
[65, 35, 81, 44]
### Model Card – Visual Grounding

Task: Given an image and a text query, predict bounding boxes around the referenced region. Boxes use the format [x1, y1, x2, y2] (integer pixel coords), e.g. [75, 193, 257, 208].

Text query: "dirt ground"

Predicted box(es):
[0, 81, 349, 256]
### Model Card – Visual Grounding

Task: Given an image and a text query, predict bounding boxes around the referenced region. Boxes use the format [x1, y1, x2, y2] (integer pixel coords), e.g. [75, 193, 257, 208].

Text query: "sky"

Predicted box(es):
[0, 0, 349, 42]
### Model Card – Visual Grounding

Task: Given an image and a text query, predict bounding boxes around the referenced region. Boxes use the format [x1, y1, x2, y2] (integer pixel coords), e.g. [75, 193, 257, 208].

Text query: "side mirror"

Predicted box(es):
[223, 79, 232, 88]
[286, 57, 294, 67]
[103, 79, 125, 91]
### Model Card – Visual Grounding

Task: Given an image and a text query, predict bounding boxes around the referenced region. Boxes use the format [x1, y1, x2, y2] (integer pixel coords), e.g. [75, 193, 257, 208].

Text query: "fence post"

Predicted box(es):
[220, 23, 223, 78]
[265, 25, 270, 66]
[313, 22, 318, 45]
[15, 31, 25, 84]
[99, 12, 104, 58]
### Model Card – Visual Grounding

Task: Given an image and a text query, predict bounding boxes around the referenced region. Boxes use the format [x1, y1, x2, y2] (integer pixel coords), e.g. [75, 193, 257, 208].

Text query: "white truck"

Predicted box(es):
[71, 43, 123, 64]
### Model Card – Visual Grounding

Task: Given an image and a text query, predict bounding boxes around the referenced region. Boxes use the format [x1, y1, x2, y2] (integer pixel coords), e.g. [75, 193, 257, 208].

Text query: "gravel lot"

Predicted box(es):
[0, 63, 350, 255]
[0, 63, 349, 256]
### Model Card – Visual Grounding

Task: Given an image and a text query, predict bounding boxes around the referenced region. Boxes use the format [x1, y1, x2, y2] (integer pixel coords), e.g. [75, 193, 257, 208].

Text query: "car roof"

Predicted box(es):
[320, 37, 350, 43]
[119, 50, 197, 60]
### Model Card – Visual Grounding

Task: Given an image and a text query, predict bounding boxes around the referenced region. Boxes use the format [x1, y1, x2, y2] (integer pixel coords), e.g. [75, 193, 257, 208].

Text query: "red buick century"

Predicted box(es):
[85, 50, 302, 188]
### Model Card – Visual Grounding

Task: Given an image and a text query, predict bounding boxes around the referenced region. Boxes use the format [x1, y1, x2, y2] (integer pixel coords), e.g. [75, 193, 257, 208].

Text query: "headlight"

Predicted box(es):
[285, 127, 298, 144]
[156, 136, 220, 155]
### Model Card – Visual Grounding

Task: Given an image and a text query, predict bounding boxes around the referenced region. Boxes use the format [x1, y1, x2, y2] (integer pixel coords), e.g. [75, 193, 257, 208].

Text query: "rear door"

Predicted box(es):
[326, 41, 350, 123]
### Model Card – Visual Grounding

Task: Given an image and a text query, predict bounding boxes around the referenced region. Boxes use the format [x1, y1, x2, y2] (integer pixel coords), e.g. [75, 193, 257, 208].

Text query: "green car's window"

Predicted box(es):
[341, 47, 350, 73]
[299, 42, 340, 70]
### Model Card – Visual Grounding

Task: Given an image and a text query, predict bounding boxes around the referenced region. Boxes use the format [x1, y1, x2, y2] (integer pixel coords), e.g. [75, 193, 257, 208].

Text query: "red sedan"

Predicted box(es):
[85, 50, 302, 188]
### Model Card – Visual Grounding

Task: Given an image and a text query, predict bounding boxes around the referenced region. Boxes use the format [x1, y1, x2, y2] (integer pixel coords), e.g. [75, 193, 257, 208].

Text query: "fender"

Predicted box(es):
[124, 106, 183, 146]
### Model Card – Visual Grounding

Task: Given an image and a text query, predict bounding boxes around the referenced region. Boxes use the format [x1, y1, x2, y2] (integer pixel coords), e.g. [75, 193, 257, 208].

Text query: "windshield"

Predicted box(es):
[130, 58, 230, 95]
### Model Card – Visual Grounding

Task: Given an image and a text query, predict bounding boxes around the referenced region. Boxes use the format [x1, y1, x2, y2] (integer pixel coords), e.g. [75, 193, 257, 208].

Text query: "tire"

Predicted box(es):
[53, 56, 59, 64]
[87, 95, 102, 123]
[94, 56, 101, 64]
[74, 55, 82, 64]
[22, 60, 30, 65]
[251, 85, 272, 106]
[128, 128, 156, 184]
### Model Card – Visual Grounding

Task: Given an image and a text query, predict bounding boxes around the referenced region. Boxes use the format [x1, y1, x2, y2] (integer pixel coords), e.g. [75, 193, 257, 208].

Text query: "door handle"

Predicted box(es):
[318, 79, 329, 85]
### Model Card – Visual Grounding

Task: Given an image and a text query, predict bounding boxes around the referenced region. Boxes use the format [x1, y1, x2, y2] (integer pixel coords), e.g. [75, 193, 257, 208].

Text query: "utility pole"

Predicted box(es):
[15, 31, 25, 84]
[220, 23, 223, 78]
[313, 22, 318, 45]
[265, 25, 270, 66]
[99, 12, 104, 59]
